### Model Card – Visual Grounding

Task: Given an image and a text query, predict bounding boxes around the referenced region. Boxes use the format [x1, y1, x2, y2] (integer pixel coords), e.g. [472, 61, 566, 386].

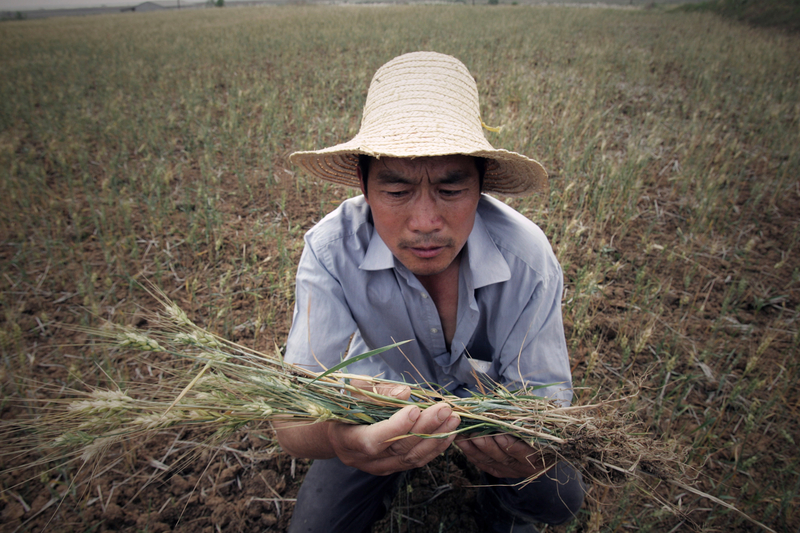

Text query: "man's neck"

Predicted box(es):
[417, 254, 462, 350]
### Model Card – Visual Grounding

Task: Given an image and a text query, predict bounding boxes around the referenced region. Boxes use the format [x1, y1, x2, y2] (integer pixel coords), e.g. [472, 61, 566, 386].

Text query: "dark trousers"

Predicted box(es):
[287, 457, 585, 533]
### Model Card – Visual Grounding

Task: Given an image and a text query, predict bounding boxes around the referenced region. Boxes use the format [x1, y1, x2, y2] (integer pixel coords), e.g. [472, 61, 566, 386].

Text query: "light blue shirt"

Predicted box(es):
[284, 194, 572, 403]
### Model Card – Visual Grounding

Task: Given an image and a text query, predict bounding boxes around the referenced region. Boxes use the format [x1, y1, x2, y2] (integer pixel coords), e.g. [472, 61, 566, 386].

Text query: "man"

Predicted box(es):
[275, 52, 584, 533]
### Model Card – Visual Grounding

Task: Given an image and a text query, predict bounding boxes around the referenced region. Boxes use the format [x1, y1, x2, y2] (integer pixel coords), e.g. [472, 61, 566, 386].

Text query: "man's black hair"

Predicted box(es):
[357, 154, 486, 197]
[358, 154, 372, 195]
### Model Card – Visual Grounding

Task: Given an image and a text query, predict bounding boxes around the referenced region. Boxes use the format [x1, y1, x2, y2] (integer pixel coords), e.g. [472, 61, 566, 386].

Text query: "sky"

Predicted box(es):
[1, 0, 178, 10]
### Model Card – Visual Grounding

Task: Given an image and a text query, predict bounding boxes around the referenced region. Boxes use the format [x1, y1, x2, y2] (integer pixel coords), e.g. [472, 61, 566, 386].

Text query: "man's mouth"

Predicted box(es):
[409, 246, 445, 259]
[399, 237, 454, 259]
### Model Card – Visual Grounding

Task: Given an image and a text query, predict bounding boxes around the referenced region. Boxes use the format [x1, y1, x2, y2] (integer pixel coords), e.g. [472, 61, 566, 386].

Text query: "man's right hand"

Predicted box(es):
[328, 391, 460, 475]
[273, 379, 461, 475]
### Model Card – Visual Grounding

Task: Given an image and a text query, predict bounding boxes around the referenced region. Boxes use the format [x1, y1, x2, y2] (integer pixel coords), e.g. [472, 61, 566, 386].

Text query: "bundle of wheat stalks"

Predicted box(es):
[4, 290, 773, 531]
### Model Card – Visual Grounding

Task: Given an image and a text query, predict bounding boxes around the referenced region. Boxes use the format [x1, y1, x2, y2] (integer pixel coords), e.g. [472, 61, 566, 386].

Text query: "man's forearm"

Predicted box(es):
[272, 419, 337, 460]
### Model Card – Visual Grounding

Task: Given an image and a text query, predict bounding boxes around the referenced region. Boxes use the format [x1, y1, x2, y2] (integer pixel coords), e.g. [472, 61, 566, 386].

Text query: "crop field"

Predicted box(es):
[1, 4, 798, 532]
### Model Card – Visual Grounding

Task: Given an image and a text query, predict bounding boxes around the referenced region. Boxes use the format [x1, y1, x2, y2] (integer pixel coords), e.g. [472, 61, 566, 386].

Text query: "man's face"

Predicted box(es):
[358, 155, 482, 278]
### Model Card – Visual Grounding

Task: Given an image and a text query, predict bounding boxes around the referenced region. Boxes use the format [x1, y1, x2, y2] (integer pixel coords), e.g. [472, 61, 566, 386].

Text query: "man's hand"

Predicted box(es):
[327, 380, 460, 475]
[273, 379, 460, 476]
[455, 433, 550, 479]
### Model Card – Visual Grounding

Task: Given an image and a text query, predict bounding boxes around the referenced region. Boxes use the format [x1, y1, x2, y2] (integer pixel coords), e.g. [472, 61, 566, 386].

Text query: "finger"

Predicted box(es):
[341, 404, 421, 456]
[458, 435, 519, 467]
[477, 436, 535, 475]
[345, 378, 375, 402]
[387, 403, 457, 455]
[353, 408, 459, 475]
[386, 412, 460, 468]
[454, 435, 496, 465]
[348, 379, 411, 402]
[492, 435, 548, 470]
[466, 435, 549, 478]
[365, 431, 455, 475]
[458, 436, 522, 478]
[374, 382, 411, 401]
[410, 403, 457, 435]
[348, 378, 375, 390]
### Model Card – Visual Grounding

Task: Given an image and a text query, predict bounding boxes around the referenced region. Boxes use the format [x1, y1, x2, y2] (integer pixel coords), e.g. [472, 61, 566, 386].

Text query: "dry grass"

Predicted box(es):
[2, 293, 687, 480]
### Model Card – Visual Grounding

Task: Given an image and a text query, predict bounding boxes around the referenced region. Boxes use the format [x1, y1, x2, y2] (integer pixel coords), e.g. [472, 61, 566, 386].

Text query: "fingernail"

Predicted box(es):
[448, 415, 460, 429]
[390, 386, 406, 397]
[437, 406, 452, 422]
[407, 406, 420, 422]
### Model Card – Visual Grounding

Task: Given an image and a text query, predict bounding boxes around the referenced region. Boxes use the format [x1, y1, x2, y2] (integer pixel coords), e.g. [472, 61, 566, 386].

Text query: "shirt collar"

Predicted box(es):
[359, 207, 511, 288]
[466, 210, 511, 289]
[360, 226, 395, 271]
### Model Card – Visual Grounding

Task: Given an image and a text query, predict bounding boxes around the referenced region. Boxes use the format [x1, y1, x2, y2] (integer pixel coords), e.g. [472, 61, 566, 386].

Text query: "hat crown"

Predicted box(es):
[359, 52, 485, 143]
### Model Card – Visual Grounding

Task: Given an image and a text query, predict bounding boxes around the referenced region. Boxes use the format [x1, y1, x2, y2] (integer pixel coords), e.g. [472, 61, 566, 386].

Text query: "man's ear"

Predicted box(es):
[356, 165, 368, 201]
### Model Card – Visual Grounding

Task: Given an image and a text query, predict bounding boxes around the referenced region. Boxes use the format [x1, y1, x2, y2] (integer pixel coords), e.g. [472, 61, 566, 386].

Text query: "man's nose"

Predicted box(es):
[407, 195, 442, 234]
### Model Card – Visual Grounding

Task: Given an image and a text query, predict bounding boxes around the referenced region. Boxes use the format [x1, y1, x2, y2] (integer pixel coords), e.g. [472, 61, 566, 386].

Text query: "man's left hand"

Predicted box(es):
[454, 433, 550, 479]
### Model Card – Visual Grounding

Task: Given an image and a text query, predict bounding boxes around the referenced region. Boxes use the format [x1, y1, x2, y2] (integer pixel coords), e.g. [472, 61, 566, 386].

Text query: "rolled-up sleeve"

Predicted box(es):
[284, 241, 357, 373]
[497, 268, 572, 405]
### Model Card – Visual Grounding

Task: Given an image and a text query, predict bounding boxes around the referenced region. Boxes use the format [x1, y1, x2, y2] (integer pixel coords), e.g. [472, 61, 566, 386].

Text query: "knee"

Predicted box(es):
[548, 473, 585, 524]
[493, 462, 586, 525]
[543, 462, 586, 524]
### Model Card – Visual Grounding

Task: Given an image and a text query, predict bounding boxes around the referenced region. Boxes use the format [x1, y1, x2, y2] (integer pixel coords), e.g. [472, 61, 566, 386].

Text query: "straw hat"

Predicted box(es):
[289, 51, 547, 196]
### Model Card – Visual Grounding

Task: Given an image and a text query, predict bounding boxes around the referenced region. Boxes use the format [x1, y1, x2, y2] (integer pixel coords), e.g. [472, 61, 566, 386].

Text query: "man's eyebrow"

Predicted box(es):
[435, 171, 474, 185]
[372, 169, 474, 185]
[372, 170, 414, 185]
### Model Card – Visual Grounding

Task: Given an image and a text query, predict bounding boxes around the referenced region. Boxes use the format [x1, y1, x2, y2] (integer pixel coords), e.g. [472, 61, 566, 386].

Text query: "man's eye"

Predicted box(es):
[440, 189, 464, 197]
[386, 190, 409, 198]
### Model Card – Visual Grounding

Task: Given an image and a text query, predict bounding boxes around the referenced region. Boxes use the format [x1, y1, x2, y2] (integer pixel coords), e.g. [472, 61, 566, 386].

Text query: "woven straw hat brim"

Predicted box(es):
[289, 51, 548, 197]
[290, 145, 547, 197]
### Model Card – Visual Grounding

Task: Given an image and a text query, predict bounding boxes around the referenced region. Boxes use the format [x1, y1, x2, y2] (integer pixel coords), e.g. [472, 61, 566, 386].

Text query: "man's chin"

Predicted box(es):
[401, 257, 454, 278]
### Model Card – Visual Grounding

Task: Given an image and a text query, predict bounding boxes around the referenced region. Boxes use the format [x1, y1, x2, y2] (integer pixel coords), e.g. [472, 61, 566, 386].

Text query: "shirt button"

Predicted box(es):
[421, 293, 429, 299]
[431, 328, 438, 334]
